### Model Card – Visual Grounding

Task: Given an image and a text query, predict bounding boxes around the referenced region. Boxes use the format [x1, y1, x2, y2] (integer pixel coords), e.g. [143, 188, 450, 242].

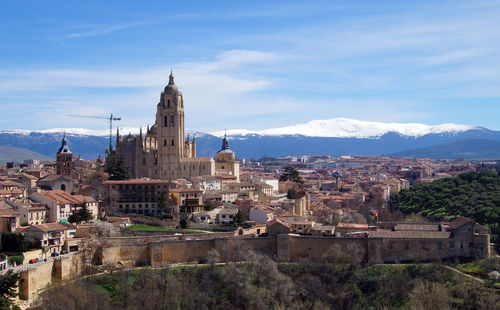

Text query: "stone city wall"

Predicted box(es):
[19, 252, 84, 301]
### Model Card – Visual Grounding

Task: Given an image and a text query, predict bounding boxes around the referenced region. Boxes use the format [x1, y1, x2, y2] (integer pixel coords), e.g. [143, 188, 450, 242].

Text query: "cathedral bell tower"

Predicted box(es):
[56, 133, 73, 177]
[156, 71, 185, 180]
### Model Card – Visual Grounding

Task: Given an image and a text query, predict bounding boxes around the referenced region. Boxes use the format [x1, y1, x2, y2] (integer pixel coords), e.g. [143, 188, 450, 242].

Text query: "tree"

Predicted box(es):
[41, 246, 49, 259]
[0, 270, 22, 310]
[93, 221, 116, 237]
[68, 203, 93, 224]
[1, 233, 27, 253]
[179, 219, 188, 229]
[235, 210, 244, 225]
[287, 188, 297, 199]
[105, 155, 131, 180]
[279, 166, 303, 184]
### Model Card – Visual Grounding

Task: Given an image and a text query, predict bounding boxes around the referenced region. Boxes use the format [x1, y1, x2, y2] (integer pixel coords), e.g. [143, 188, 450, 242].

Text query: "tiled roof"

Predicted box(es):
[394, 223, 440, 231]
[369, 231, 451, 239]
[181, 157, 214, 162]
[29, 222, 67, 232]
[448, 217, 473, 229]
[104, 179, 169, 185]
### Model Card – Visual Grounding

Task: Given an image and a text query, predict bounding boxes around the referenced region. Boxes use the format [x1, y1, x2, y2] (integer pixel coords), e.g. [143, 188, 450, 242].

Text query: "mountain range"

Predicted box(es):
[1, 118, 499, 161]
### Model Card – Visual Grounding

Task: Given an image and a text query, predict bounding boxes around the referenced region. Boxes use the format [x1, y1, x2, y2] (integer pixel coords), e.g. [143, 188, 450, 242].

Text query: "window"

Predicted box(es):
[171, 139, 174, 146]
[170, 115, 174, 127]
[405, 242, 409, 249]
[460, 240, 464, 249]
[438, 242, 442, 249]
[164, 139, 167, 146]
[167, 99, 170, 107]
[164, 115, 168, 127]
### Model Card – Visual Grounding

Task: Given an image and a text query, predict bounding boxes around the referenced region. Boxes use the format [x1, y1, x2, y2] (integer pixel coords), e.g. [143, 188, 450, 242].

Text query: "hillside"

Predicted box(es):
[390, 171, 500, 245]
[33, 259, 499, 309]
[0, 145, 52, 164]
[389, 138, 500, 159]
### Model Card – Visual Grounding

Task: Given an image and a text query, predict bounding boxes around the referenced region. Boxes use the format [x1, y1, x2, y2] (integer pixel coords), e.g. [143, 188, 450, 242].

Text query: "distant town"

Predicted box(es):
[0, 77, 497, 307]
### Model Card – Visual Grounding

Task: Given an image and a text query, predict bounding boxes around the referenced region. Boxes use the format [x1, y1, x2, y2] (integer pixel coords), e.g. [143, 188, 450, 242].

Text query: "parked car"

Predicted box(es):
[60, 250, 68, 255]
[29, 258, 39, 264]
[51, 252, 59, 257]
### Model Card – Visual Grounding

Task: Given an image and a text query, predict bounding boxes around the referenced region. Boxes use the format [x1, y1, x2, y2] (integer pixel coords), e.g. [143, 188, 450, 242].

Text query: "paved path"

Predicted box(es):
[443, 265, 485, 283]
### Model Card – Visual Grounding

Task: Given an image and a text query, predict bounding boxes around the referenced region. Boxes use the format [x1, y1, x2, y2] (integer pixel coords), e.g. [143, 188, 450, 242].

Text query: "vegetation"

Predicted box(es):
[235, 210, 243, 225]
[390, 171, 500, 245]
[279, 166, 303, 184]
[105, 155, 131, 180]
[6, 255, 23, 266]
[0, 270, 22, 310]
[68, 203, 94, 224]
[0, 233, 27, 253]
[287, 187, 297, 199]
[33, 255, 500, 310]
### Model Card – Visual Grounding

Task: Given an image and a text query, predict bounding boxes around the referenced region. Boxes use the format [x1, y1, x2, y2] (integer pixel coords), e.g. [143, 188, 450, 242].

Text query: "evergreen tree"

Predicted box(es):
[287, 187, 298, 199]
[0, 233, 27, 253]
[105, 155, 131, 180]
[279, 166, 303, 184]
[235, 210, 244, 225]
[0, 270, 21, 309]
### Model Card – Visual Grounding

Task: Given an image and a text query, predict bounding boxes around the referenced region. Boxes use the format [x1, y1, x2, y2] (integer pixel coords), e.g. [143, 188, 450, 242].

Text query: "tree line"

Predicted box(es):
[390, 171, 500, 246]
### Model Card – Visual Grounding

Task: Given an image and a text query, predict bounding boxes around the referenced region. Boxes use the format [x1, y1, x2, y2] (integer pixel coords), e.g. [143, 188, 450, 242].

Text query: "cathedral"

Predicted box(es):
[112, 72, 239, 181]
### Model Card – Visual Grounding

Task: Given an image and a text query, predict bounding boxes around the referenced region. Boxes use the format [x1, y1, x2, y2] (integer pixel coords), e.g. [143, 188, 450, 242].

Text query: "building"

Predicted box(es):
[103, 179, 171, 215]
[37, 175, 73, 193]
[22, 223, 70, 254]
[169, 187, 203, 215]
[112, 73, 239, 181]
[113, 72, 215, 180]
[30, 190, 98, 223]
[56, 133, 73, 177]
[215, 134, 240, 181]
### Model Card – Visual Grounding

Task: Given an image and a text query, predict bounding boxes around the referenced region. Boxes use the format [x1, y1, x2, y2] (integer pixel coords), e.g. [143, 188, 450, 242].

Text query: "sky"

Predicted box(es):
[0, 0, 499, 132]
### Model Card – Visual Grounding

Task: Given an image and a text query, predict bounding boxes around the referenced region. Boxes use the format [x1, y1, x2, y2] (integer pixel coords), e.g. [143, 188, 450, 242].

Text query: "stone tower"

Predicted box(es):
[56, 133, 73, 177]
[156, 71, 194, 179]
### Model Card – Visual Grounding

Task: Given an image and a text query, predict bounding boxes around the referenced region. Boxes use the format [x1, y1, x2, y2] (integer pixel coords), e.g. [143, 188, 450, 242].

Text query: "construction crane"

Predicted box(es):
[67, 113, 121, 151]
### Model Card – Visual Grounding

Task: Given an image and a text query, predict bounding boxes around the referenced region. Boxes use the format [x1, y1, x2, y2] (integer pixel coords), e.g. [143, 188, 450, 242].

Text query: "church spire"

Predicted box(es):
[169, 70, 175, 85]
[221, 130, 229, 150]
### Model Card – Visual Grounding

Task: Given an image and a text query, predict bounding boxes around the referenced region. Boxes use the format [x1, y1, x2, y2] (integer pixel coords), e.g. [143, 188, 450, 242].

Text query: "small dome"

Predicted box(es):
[164, 71, 179, 94]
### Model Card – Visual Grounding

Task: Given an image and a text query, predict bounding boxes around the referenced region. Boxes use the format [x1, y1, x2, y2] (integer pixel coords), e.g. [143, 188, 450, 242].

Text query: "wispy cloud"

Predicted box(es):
[64, 21, 151, 38]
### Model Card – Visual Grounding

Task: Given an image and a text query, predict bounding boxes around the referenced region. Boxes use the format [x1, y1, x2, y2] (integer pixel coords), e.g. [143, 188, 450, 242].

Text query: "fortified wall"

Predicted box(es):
[100, 232, 489, 266]
[19, 252, 83, 301]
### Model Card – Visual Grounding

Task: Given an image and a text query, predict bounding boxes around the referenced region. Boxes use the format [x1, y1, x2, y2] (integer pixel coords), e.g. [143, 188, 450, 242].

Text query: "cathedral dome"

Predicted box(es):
[164, 71, 179, 94]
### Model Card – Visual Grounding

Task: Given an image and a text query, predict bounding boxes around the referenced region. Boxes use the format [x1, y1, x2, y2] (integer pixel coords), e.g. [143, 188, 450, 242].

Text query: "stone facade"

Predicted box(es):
[100, 218, 490, 266]
[113, 73, 239, 181]
[114, 72, 215, 180]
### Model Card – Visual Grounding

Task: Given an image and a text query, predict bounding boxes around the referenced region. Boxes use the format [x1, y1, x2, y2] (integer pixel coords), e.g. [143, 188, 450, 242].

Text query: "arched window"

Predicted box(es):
[61, 184, 66, 191]
[170, 115, 174, 127]
[164, 115, 168, 127]
[167, 99, 171, 107]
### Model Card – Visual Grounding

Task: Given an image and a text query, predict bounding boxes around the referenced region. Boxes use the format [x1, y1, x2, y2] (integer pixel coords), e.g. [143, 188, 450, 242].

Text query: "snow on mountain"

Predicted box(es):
[1, 118, 478, 140]
[209, 118, 478, 139]
[0, 127, 141, 136]
[0, 127, 211, 138]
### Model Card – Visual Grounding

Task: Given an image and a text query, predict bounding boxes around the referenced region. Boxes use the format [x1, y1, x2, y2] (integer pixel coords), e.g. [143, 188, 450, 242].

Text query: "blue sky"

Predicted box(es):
[1, 0, 499, 132]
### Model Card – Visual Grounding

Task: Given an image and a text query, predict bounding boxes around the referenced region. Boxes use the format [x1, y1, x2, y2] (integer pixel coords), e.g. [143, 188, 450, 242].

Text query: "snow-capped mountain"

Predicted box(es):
[1, 118, 499, 160]
[209, 118, 478, 139]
